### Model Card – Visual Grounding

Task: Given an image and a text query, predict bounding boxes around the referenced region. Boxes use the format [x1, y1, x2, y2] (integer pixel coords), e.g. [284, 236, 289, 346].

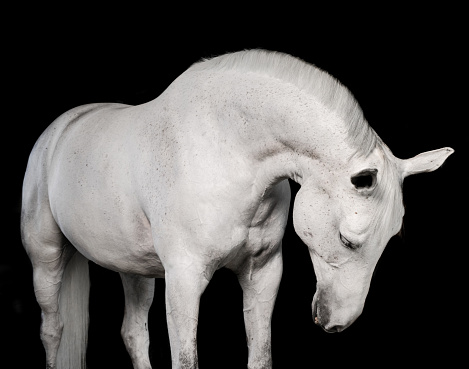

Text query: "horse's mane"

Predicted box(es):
[191, 50, 403, 233]
[189, 49, 378, 157]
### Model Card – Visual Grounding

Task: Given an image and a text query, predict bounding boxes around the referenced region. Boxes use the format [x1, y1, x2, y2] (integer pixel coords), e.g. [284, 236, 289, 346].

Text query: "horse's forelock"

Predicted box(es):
[370, 147, 404, 237]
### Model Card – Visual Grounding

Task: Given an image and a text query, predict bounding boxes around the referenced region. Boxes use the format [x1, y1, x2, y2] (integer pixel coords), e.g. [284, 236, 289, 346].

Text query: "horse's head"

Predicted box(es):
[293, 145, 453, 333]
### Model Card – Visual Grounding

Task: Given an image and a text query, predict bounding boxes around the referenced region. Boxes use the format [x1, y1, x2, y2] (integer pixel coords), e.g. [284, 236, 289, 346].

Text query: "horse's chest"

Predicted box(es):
[248, 195, 290, 252]
[228, 181, 291, 269]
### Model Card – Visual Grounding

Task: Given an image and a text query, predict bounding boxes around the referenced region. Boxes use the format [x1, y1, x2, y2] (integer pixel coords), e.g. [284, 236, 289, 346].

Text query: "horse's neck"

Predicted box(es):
[175, 70, 354, 187]
[141, 69, 355, 194]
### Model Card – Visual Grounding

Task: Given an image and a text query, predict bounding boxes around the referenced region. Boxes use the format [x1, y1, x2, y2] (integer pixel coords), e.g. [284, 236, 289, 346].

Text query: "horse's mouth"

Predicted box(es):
[312, 293, 338, 333]
[312, 294, 320, 325]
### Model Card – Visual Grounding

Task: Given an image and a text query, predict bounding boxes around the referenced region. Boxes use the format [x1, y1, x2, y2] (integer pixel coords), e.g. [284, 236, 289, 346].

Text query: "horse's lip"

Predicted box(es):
[312, 294, 335, 333]
[312, 294, 319, 325]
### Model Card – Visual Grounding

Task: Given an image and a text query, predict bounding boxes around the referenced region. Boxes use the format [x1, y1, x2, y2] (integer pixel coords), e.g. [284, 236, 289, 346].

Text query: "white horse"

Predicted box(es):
[21, 50, 453, 369]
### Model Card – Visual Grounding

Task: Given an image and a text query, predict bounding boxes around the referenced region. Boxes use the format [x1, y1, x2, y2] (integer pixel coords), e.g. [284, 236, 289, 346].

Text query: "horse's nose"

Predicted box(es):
[314, 318, 344, 333]
[323, 324, 344, 333]
[314, 314, 343, 333]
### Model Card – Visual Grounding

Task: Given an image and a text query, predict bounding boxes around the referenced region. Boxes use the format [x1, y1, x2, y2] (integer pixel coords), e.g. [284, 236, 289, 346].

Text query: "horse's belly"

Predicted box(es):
[55, 201, 165, 277]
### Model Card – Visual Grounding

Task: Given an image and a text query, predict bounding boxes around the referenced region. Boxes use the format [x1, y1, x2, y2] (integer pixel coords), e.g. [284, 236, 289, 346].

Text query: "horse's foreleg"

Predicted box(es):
[120, 273, 155, 369]
[237, 247, 283, 369]
[164, 263, 211, 369]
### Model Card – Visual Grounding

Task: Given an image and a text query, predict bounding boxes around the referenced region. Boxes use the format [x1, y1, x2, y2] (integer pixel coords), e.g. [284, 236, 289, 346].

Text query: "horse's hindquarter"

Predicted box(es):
[47, 103, 165, 276]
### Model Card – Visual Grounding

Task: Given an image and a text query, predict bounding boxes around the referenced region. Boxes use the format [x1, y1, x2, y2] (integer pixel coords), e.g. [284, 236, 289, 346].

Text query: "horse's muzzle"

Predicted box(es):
[312, 291, 348, 334]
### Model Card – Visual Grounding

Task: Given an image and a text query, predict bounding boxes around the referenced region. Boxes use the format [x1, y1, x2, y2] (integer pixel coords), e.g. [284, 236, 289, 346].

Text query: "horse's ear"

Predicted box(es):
[399, 147, 454, 178]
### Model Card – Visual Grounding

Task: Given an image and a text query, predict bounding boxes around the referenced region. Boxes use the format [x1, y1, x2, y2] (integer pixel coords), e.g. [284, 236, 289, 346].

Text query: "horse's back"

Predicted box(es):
[24, 103, 122, 182]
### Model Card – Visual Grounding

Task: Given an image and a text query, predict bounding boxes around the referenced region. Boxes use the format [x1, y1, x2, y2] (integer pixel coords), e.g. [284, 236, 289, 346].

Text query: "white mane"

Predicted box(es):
[190, 49, 378, 157]
[191, 49, 402, 233]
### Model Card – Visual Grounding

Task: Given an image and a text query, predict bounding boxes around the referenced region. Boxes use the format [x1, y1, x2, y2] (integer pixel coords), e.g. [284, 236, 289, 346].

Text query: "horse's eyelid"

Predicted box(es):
[353, 168, 378, 177]
[351, 169, 378, 190]
[340, 233, 361, 250]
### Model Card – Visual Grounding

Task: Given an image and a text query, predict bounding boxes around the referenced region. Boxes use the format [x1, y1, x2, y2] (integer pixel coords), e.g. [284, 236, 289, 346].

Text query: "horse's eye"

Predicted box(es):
[351, 169, 377, 191]
[340, 233, 360, 250]
[351, 174, 373, 188]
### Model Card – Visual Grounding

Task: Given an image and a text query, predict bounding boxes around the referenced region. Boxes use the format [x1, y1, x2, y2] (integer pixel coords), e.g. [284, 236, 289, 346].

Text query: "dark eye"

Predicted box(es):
[340, 233, 360, 250]
[351, 169, 377, 191]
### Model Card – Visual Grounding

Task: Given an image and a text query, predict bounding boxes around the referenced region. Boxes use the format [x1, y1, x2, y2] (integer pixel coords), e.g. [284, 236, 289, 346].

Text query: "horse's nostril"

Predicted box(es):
[324, 325, 342, 333]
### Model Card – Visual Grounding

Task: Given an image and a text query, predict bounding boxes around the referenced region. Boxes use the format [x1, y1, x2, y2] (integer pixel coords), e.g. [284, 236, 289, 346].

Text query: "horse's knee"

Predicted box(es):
[121, 323, 135, 345]
[121, 329, 135, 351]
[40, 312, 64, 345]
[121, 324, 146, 351]
[121, 325, 153, 368]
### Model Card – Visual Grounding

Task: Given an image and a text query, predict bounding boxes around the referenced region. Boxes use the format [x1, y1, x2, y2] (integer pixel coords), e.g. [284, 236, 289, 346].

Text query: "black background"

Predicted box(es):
[3, 5, 464, 368]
